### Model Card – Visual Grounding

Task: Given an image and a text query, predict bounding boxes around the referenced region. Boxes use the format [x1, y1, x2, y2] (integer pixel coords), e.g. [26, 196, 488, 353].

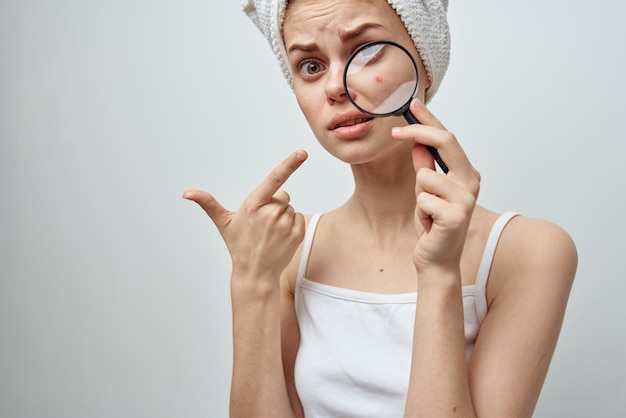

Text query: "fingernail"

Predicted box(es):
[295, 150, 308, 161]
[392, 127, 403, 135]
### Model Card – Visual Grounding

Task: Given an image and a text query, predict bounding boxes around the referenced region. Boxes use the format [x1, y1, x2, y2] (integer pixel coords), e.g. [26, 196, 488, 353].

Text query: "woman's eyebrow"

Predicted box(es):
[287, 22, 385, 54]
[287, 42, 319, 54]
[339, 22, 385, 42]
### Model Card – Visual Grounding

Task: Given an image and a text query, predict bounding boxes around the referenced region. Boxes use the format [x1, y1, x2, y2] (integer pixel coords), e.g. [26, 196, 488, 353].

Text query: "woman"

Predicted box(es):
[184, 0, 578, 416]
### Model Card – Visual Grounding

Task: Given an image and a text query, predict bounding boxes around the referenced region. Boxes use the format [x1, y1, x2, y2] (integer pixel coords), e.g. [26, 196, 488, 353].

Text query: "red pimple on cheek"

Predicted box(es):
[375, 75, 383, 83]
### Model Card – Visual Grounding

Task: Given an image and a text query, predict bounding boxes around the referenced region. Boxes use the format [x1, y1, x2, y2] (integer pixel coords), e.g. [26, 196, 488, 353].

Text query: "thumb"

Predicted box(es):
[183, 189, 231, 230]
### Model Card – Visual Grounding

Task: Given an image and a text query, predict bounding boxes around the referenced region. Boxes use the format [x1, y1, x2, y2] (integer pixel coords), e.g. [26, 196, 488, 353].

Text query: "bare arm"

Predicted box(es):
[395, 99, 480, 417]
[394, 100, 577, 417]
[468, 218, 577, 417]
[280, 267, 305, 418]
[184, 151, 308, 418]
[229, 271, 293, 417]
[406, 218, 576, 418]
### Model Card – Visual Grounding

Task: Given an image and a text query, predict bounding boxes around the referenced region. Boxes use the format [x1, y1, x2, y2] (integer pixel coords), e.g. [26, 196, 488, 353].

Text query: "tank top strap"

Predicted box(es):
[295, 213, 323, 310]
[475, 211, 519, 323]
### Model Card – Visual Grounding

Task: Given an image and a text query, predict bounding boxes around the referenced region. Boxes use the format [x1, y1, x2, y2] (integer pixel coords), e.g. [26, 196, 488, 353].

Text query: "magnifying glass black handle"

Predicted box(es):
[403, 110, 449, 174]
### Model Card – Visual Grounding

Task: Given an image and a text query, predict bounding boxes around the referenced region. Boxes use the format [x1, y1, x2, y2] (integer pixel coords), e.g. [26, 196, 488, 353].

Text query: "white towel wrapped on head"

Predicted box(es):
[242, 0, 450, 103]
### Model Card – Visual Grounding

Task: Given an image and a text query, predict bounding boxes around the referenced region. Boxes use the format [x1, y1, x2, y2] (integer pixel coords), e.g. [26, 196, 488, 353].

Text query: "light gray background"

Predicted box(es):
[1, 1, 625, 417]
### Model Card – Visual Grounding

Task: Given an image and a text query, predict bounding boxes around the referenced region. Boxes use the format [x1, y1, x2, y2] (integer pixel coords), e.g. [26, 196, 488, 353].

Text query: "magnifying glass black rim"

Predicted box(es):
[343, 40, 420, 117]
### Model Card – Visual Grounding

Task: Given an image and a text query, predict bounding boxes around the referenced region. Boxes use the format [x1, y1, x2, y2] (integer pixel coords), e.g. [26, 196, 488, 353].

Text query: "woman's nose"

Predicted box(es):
[325, 65, 348, 105]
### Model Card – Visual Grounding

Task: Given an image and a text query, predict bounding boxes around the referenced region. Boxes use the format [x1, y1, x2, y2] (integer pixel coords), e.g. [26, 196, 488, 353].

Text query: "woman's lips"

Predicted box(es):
[330, 115, 374, 139]
[334, 117, 372, 128]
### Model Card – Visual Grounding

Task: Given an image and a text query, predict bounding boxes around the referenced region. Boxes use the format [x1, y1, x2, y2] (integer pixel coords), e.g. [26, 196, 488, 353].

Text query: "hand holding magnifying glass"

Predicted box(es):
[343, 41, 448, 173]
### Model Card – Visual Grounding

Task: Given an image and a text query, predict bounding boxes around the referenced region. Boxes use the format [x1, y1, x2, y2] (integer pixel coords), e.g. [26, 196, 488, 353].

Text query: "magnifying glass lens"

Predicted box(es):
[344, 41, 418, 116]
[343, 41, 448, 173]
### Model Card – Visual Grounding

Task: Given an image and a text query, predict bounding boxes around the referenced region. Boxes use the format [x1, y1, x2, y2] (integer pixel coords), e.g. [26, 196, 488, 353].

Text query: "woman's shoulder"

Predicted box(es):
[482, 208, 578, 303]
[472, 206, 576, 257]
[497, 213, 577, 265]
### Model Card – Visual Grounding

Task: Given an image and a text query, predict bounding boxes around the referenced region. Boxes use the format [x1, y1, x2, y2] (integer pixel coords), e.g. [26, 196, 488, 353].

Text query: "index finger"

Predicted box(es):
[249, 150, 308, 206]
[409, 98, 446, 130]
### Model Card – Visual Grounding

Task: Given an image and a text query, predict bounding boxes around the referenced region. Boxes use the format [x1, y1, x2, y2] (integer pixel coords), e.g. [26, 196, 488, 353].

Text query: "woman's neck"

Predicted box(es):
[343, 147, 418, 240]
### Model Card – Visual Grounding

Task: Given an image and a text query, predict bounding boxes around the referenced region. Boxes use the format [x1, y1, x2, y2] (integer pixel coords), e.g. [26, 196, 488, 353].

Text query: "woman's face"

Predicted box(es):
[283, 0, 428, 165]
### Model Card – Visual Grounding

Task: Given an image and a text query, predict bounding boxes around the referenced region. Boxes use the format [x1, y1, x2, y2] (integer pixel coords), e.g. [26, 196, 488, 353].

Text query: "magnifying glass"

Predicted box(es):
[343, 40, 448, 173]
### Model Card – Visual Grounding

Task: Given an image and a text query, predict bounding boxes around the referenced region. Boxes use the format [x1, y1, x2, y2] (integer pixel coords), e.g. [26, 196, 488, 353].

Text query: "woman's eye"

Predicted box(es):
[298, 59, 325, 79]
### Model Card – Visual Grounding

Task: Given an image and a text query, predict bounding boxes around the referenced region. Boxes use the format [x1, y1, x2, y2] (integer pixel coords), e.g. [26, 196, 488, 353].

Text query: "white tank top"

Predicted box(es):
[293, 212, 518, 418]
